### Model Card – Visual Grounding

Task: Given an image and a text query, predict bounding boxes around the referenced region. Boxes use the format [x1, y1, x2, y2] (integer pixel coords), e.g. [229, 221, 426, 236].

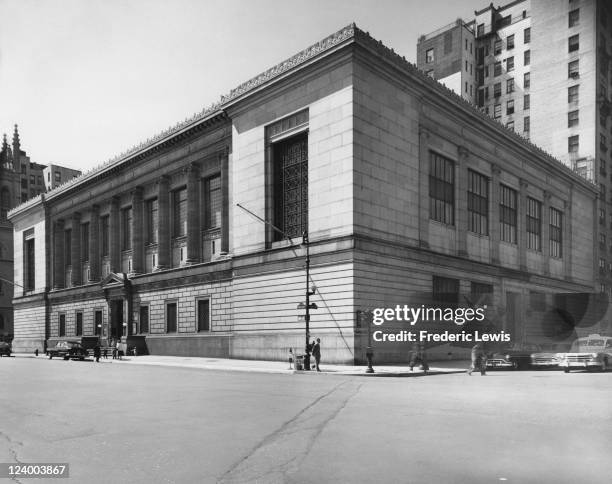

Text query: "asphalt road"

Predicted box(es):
[1, 358, 611, 484]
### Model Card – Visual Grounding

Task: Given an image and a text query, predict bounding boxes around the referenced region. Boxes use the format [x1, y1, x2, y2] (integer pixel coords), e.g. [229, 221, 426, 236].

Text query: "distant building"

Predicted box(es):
[8, 25, 600, 362]
[43, 164, 82, 191]
[0, 125, 81, 342]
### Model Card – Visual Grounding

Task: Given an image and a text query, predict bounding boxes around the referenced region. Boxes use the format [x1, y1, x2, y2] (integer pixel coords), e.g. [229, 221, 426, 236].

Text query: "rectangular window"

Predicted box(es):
[205, 175, 222, 229]
[526, 197, 542, 251]
[147, 198, 158, 244]
[477, 24, 484, 36]
[494, 82, 502, 97]
[197, 299, 210, 332]
[433, 276, 459, 305]
[524, 116, 530, 133]
[524, 72, 530, 89]
[76, 311, 83, 336]
[506, 121, 515, 130]
[568, 60, 579, 78]
[494, 39, 502, 55]
[506, 34, 515, 50]
[273, 133, 308, 240]
[59, 314, 66, 337]
[494, 61, 502, 77]
[425, 48, 434, 63]
[506, 56, 514, 71]
[507, 99, 514, 115]
[506, 78, 514, 93]
[569, 8, 579, 27]
[468, 170, 489, 235]
[568, 34, 579, 52]
[166, 302, 177, 333]
[524, 27, 531, 44]
[494, 103, 501, 118]
[568, 85, 579, 103]
[81, 223, 89, 261]
[95, 310, 102, 336]
[568, 135, 579, 153]
[429, 151, 454, 225]
[524, 94, 530, 110]
[25, 236, 35, 291]
[550, 208, 563, 258]
[54, 171, 61, 182]
[65, 229, 72, 264]
[122, 207, 132, 250]
[500, 184, 517, 244]
[139, 305, 149, 334]
[101, 216, 109, 256]
[173, 188, 187, 237]
[568, 110, 579, 127]
[524, 50, 530, 66]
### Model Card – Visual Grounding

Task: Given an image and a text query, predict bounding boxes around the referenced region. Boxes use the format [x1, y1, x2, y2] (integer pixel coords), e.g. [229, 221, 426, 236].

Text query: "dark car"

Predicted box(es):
[486, 343, 542, 370]
[0, 341, 11, 357]
[47, 340, 88, 360]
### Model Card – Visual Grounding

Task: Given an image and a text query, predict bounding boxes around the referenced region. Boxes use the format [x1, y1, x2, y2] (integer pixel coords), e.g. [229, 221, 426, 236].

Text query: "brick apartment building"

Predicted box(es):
[8, 24, 600, 363]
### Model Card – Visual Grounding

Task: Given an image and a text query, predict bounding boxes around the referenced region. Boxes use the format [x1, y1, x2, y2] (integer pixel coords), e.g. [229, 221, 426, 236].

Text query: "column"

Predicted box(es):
[109, 196, 120, 273]
[131, 187, 144, 274]
[490, 164, 501, 265]
[71, 213, 82, 286]
[418, 127, 430, 248]
[456, 146, 469, 257]
[220, 147, 230, 254]
[89, 205, 100, 282]
[518, 179, 528, 272]
[186, 163, 201, 263]
[542, 191, 551, 276]
[156, 176, 170, 269]
[53, 219, 65, 289]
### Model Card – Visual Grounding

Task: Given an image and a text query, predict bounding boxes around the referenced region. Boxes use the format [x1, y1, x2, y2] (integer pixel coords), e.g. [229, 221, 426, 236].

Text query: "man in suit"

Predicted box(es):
[312, 338, 321, 372]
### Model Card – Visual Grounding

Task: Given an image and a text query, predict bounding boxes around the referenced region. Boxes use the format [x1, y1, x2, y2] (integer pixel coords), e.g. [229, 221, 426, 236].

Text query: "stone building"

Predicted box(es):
[0, 125, 59, 342]
[417, 0, 612, 306]
[9, 24, 599, 363]
[43, 164, 82, 191]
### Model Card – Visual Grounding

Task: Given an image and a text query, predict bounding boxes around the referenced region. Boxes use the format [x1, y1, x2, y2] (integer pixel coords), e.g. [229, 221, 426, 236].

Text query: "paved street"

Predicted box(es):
[1, 357, 611, 484]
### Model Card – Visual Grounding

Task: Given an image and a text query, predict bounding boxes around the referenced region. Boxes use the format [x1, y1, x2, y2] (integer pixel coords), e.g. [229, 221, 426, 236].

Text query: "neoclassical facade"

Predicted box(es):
[9, 25, 601, 363]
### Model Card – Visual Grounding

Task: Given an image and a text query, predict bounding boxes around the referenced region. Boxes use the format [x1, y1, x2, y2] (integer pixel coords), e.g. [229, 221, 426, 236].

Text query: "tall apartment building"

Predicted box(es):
[417, 0, 612, 299]
[0, 125, 81, 341]
[43, 164, 82, 191]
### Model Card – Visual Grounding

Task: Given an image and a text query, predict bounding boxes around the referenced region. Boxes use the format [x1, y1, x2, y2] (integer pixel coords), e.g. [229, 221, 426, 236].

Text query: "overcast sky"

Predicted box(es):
[0, 0, 485, 173]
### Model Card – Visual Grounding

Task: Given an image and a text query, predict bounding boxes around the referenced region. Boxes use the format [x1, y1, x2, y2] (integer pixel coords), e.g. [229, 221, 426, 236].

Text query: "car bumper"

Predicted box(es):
[486, 360, 514, 368]
[559, 361, 601, 368]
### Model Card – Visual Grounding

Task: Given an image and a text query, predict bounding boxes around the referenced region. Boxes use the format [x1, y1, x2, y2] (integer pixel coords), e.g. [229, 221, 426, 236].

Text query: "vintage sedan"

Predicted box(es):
[47, 340, 89, 360]
[0, 341, 11, 357]
[486, 343, 542, 370]
[559, 334, 612, 373]
[530, 343, 571, 369]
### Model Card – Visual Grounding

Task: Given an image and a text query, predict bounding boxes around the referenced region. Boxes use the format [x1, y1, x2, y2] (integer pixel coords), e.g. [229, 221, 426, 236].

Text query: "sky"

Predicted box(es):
[0, 0, 486, 173]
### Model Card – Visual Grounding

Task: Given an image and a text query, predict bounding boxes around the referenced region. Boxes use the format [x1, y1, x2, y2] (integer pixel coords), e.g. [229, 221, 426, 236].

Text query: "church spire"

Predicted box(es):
[12, 124, 21, 171]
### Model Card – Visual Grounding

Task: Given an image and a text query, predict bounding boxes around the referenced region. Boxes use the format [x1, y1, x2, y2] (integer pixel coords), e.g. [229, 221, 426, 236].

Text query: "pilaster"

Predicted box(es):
[186, 163, 201, 264]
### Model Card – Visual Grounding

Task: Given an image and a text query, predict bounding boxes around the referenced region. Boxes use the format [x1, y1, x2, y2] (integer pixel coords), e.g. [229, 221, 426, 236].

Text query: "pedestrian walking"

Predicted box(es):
[102, 346, 108, 359]
[288, 347, 294, 370]
[409, 342, 429, 372]
[93, 343, 101, 363]
[312, 338, 321, 372]
[468, 343, 487, 375]
[111, 339, 118, 360]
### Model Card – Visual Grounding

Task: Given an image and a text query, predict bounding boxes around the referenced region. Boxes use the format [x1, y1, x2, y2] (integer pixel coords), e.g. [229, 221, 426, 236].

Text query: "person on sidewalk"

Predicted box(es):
[93, 343, 101, 363]
[468, 343, 487, 375]
[409, 342, 429, 373]
[312, 338, 321, 372]
[288, 348, 294, 370]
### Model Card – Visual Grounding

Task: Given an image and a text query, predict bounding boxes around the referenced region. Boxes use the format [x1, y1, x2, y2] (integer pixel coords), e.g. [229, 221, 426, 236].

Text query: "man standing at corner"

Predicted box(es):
[312, 338, 321, 372]
[468, 342, 487, 375]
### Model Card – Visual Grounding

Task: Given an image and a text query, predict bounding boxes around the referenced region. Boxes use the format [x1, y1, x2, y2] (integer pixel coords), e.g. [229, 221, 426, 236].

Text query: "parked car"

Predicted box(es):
[486, 343, 542, 370]
[47, 340, 88, 360]
[530, 343, 571, 369]
[0, 341, 11, 357]
[559, 334, 612, 373]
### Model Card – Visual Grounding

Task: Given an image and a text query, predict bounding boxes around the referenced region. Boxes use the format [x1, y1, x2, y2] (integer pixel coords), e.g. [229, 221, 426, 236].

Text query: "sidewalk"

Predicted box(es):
[12, 353, 470, 377]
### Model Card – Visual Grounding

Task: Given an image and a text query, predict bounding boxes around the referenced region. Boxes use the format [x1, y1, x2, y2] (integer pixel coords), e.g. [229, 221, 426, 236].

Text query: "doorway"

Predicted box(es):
[110, 300, 124, 340]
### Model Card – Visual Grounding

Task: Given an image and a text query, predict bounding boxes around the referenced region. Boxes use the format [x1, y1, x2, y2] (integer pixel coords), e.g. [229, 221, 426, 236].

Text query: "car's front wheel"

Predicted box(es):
[564, 368, 570, 373]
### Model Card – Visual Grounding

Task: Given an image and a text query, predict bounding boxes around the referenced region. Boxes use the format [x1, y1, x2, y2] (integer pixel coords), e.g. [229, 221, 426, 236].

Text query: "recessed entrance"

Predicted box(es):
[110, 300, 124, 340]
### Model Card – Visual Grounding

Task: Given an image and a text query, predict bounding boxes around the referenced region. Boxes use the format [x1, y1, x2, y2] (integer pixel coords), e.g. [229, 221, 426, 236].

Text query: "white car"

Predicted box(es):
[559, 334, 612, 373]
